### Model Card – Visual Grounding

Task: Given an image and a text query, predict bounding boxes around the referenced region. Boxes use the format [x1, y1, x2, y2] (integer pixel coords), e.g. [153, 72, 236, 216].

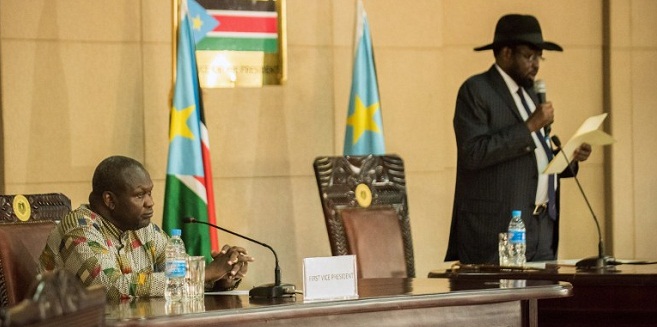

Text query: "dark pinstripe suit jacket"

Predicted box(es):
[445, 65, 577, 264]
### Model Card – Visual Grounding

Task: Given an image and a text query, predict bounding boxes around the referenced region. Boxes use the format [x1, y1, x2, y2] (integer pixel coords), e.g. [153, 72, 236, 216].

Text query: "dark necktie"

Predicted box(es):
[517, 88, 557, 220]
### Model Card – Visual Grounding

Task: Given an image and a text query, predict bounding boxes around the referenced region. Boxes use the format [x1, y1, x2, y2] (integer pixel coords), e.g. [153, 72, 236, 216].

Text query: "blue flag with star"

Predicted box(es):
[343, 1, 385, 155]
[188, 0, 219, 44]
[164, 0, 220, 257]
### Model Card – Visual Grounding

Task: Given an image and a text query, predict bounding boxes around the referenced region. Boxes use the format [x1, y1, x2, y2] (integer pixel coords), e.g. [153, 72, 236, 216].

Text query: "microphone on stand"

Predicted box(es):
[534, 79, 550, 136]
[183, 217, 296, 298]
[550, 136, 615, 270]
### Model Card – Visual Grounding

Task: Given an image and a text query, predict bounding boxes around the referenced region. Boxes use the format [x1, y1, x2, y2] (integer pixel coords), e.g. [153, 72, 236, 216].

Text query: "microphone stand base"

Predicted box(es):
[249, 283, 296, 298]
[575, 255, 617, 272]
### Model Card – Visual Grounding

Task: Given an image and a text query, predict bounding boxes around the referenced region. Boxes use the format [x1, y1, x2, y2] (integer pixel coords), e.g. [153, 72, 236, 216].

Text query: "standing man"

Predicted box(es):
[39, 155, 253, 300]
[445, 14, 592, 264]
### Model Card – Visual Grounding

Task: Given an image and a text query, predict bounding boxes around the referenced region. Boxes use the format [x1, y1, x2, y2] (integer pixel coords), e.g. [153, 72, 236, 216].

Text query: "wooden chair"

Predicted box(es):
[0, 193, 71, 308]
[313, 155, 415, 278]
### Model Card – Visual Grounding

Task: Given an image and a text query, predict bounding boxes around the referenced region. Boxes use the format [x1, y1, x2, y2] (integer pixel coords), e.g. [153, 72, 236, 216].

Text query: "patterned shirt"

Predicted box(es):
[39, 205, 169, 301]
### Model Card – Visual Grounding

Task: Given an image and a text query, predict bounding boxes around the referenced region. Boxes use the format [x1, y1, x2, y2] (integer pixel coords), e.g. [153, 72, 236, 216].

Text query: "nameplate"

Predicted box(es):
[303, 255, 358, 302]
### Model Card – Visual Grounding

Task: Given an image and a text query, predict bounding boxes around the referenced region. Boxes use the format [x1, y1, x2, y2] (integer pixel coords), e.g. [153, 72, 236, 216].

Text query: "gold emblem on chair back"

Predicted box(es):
[313, 155, 415, 278]
[0, 193, 71, 307]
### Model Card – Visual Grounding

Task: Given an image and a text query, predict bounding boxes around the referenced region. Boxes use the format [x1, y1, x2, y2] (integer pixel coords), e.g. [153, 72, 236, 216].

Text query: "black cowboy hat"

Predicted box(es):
[474, 14, 563, 52]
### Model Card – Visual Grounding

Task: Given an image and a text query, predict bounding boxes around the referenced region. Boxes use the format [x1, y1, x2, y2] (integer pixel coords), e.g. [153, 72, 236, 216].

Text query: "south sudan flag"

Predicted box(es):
[196, 0, 279, 53]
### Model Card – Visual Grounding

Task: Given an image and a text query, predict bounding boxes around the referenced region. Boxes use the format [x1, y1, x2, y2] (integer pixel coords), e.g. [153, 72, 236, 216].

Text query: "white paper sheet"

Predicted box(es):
[544, 113, 615, 174]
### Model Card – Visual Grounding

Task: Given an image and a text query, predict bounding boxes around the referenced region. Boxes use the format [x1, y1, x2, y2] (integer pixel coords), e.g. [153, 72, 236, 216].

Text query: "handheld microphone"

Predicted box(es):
[550, 136, 615, 270]
[183, 217, 296, 298]
[534, 79, 551, 136]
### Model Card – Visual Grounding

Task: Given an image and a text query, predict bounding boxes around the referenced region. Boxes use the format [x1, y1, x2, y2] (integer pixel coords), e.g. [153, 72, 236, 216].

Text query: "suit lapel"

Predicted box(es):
[484, 65, 524, 123]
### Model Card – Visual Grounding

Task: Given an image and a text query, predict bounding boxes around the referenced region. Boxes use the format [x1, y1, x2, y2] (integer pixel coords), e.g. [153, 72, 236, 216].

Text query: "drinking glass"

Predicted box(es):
[498, 232, 510, 266]
[185, 256, 206, 300]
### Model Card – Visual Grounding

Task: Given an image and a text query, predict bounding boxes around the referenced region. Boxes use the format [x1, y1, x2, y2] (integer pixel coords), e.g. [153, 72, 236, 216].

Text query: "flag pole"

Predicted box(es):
[171, 0, 179, 107]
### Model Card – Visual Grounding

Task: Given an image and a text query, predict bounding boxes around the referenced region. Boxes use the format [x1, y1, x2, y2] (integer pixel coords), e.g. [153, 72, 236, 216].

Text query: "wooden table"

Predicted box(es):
[105, 278, 571, 327]
[428, 262, 657, 327]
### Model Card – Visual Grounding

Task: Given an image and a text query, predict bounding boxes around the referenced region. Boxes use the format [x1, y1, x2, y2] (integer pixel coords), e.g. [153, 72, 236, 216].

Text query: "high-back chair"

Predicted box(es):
[0, 193, 71, 308]
[313, 155, 415, 278]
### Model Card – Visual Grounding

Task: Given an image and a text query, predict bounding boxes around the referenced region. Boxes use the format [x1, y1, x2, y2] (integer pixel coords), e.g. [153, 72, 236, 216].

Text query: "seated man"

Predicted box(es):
[39, 155, 253, 301]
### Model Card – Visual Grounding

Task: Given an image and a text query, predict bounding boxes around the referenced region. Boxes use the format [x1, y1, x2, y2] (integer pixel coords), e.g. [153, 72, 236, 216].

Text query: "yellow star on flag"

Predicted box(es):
[346, 96, 381, 145]
[169, 105, 196, 142]
[192, 15, 203, 31]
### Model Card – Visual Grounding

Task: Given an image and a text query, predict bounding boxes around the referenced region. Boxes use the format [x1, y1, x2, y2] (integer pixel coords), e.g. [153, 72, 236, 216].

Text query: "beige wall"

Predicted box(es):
[608, 0, 657, 259]
[1, 0, 655, 289]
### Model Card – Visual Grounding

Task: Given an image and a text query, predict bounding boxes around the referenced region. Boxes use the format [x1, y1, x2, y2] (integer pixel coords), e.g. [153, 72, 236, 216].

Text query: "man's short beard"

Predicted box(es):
[506, 61, 535, 88]
[509, 69, 534, 88]
[517, 77, 534, 88]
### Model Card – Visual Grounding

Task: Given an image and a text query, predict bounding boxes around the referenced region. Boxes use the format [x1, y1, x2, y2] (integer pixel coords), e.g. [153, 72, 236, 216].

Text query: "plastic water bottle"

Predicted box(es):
[164, 229, 187, 302]
[507, 210, 526, 266]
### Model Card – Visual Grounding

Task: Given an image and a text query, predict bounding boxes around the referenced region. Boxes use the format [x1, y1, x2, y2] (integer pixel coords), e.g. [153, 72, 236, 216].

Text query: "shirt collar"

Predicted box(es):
[80, 204, 123, 240]
[495, 64, 522, 95]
